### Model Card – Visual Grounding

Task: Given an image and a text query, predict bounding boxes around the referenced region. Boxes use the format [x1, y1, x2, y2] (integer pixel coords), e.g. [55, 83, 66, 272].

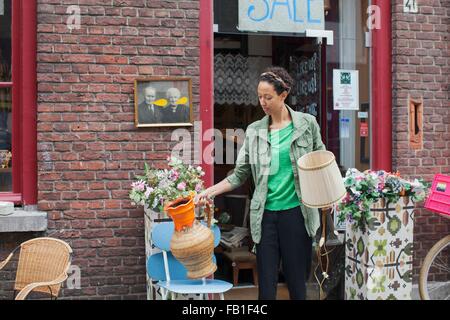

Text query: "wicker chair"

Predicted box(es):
[0, 237, 73, 300]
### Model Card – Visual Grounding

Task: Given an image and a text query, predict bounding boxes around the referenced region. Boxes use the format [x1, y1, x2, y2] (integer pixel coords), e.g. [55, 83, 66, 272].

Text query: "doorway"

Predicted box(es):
[212, 33, 326, 288]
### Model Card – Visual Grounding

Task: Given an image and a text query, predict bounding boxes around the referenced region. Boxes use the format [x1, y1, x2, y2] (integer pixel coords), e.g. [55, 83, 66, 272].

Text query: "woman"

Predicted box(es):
[196, 66, 325, 300]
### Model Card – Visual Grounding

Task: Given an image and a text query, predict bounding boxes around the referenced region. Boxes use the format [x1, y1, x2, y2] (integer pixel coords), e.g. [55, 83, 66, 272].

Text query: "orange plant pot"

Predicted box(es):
[164, 194, 196, 232]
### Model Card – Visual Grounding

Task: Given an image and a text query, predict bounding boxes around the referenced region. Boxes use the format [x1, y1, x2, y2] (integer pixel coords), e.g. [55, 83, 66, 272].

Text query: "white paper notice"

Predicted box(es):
[340, 118, 350, 139]
[333, 69, 359, 111]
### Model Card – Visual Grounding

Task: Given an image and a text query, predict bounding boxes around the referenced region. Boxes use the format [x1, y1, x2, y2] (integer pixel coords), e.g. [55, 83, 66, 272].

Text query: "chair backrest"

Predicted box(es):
[15, 237, 72, 297]
[151, 221, 221, 250]
[149, 221, 220, 281]
[147, 252, 187, 281]
[147, 252, 218, 281]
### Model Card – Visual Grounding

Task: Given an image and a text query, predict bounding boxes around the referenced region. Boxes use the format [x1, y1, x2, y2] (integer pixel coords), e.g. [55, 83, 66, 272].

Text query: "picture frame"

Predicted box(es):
[134, 77, 193, 128]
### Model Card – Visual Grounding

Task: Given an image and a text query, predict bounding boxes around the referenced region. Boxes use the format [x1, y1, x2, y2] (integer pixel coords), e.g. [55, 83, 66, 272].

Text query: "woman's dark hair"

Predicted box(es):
[259, 66, 294, 96]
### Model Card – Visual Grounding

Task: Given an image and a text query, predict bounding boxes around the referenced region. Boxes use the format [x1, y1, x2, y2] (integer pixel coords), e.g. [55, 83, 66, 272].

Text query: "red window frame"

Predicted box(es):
[0, 0, 37, 205]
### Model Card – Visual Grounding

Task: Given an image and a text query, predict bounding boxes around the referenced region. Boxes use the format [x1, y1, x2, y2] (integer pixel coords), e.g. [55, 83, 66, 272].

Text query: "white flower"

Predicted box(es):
[145, 187, 153, 198]
[322, 272, 329, 279]
[152, 197, 159, 209]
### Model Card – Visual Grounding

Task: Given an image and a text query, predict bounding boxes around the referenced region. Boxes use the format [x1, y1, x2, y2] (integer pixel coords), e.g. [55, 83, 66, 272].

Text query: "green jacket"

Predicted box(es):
[226, 105, 326, 244]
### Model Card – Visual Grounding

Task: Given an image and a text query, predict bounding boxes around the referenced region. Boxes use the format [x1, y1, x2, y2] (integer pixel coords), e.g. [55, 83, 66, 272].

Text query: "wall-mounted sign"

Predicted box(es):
[238, 0, 325, 33]
[360, 122, 369, 137]
[403, 0, 418, 13]
[358, 112, 368, 119]
[340, 118, 350, 139]
[333, 69, 359, 111]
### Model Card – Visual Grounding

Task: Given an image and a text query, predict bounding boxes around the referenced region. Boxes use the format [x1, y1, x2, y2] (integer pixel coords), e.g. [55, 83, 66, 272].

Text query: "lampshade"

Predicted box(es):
[297, 150, 346, 209]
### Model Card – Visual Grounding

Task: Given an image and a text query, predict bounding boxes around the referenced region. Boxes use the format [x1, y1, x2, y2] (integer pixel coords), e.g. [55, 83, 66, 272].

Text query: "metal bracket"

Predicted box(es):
[306, 29, 334, 46]
[365, 31, 372, 48]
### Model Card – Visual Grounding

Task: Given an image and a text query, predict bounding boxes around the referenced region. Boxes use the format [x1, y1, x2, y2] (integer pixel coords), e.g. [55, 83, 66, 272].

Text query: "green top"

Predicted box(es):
[265, 122, 300, 211]
[225, 105, 326, 244]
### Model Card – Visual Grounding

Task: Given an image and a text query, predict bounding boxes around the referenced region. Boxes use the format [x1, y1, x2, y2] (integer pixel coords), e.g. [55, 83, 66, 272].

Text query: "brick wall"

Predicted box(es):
[391, 0, 449, 280]
[35, 0, 200, 299]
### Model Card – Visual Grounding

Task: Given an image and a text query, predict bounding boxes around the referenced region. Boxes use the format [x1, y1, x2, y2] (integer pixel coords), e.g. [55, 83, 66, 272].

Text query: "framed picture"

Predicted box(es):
[134, 77, 193, 127]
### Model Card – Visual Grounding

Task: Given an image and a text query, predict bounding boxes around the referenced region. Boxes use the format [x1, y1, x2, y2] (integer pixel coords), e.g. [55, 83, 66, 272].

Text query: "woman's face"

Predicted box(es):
[257, 81, 287, 116]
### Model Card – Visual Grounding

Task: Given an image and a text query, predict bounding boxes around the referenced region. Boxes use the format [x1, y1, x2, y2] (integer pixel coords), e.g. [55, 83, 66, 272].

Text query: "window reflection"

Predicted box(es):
[0, 0, 12, 82]
[0, 86, 12, 192]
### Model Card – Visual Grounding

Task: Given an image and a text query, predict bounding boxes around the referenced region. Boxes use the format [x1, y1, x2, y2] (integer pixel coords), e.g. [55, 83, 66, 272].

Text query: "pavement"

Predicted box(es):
[411, 282, 450, 300]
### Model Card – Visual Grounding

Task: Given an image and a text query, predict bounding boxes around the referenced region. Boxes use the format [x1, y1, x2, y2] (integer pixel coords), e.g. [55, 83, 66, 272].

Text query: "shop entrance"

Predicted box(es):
[211, 0, 371, 299]
[212, 33, 326, 293]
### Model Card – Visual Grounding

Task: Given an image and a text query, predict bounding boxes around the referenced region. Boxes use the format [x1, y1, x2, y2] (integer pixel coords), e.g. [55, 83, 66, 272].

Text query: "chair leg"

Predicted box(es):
[161, 288, 168, 300]
[252, 267, 258, 287]
[48, 286, 54, 300]
[233, 266, 239, 286]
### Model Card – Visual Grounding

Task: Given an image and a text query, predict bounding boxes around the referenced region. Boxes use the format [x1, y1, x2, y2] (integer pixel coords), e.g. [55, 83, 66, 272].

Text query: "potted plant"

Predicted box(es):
[336, 169, 429, 300]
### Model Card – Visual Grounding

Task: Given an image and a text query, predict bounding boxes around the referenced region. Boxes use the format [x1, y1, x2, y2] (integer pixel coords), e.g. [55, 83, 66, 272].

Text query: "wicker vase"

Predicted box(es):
[164, 194, 217, 279]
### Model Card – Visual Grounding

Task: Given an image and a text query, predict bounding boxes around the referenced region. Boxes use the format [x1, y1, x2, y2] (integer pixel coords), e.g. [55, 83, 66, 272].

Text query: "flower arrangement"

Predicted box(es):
[337, 169, 430, 230]
[129, 156, 206, 213]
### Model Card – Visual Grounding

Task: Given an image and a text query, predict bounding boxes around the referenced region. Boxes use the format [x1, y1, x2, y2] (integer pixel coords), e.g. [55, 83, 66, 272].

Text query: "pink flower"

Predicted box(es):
[169, 170, 179, 181]
[132, 180, 146, 192]
[195, 183, 203, 193]
[177, 182, 186, 191]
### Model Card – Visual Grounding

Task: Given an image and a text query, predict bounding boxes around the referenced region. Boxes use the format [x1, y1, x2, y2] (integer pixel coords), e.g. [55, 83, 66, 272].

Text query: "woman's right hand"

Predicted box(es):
[195, 188, 214, 205]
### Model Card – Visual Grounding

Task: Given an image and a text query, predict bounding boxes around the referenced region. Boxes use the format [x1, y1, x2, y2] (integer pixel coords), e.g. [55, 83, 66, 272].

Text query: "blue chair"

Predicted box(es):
[147, 221, 233, 300]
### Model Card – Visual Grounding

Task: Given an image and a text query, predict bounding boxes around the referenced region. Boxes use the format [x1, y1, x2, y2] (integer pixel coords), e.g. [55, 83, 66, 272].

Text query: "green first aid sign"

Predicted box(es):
[340, 72, 351, 85]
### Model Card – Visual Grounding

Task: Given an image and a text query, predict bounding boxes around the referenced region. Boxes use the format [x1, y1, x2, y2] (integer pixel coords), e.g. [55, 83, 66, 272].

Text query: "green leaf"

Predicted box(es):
[367, 217, 380, 231]
[404, 243, 414, 256]
[402, 270, 413, 283]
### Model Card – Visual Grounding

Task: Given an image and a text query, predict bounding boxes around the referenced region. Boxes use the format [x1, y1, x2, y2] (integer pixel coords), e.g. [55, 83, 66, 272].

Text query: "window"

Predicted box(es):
[0, 0, 12, 193]
[0, 0, 37, 205]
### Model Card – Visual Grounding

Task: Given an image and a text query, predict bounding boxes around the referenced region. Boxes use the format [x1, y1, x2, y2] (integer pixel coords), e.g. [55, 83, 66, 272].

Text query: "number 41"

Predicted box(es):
[404, 0, 418, 13]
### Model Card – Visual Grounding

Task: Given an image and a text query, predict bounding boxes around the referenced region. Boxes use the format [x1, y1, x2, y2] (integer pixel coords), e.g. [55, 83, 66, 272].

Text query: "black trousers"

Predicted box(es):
[256, 206, 312, 300]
